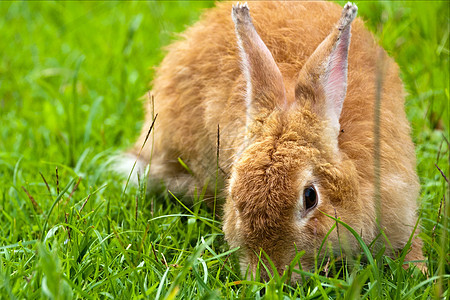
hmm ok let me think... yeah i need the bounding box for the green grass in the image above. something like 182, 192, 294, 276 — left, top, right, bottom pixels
0, 1, 448, 299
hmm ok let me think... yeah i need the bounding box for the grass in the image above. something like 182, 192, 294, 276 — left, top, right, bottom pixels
0, 1, 448, 299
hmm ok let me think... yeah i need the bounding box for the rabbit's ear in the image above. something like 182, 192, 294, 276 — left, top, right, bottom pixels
232, 3, 287, 124
295, 3, 358, 133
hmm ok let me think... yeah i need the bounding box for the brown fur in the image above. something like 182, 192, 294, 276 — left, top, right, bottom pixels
129, 2, 424, 279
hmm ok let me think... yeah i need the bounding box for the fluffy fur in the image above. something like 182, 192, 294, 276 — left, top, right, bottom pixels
127, 1, 423, 280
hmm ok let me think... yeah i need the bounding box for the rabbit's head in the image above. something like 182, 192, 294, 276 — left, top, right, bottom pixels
223, 3, 363, 280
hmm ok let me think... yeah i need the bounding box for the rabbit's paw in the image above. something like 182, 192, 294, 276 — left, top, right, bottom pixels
339, 2, 358, 29
232, 2, 251, 25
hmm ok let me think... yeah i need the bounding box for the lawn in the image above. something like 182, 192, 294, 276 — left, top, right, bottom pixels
0, 1, 448, 299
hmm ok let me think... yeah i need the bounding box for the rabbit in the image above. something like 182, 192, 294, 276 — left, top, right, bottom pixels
123, 1, 425, 280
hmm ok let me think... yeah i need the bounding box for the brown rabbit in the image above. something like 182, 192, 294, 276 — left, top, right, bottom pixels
123, 1, 424, 280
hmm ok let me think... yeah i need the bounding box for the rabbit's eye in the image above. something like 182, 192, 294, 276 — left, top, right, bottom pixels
304, 186, 317, 211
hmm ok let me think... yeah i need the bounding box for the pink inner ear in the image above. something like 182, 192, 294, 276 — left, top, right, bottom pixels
324, 26, 351, 119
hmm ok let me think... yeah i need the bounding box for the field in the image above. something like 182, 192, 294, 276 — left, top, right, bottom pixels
0, 1, 448, 299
